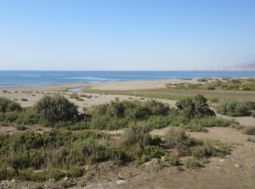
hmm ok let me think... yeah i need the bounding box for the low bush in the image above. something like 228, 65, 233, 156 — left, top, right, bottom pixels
184, 158, 201, 169
16, 125, 27, 131
247, 137, 255, 143
0, 97, 22, 113
216, 100, 250, 116
164, 128, 191, 149
189, 117, 229, 127
176, 94, 215, 119
244, 127, 255, 135
121, 122, 152, 148
165, 154, 179, 166
34, 94, 79, 125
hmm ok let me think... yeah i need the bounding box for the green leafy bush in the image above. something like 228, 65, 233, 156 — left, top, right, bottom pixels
121, 122, 152, 148
34, 94, 79, 125
0, 97, 22, 113
164, 128, 191, 153
184, 158, 201, 169
176, 94, 215, 119
16, 125, 27, 131
216, 100, 250, 116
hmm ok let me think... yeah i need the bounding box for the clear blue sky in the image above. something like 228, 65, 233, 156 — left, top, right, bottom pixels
0, 0, 255, 70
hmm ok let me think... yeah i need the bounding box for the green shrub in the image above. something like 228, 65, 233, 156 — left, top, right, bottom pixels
191, 146, 206, 159
68, 122, 89, 130
165, 128, 190, 148
4, 112, 18, 122
61, 181, 72, 188
16, 125, 27, 131
121, 122, 152, 148
176, 94, 215, 119
190, 117, 229, 127
165, 154, 179, 166
245, 101, 255, 110
0, 112, 5, 122
197, 78, 208, 82
142, 146, 165, 159
247, 137, 255, 143
244, 127, 255, 135
216, 100, 250, 117
15, 108, 39, 125
210, 98, 219, 103
0, 97, 22, 113
184, 158, 201, 169
34, 94, 79, 125
66, 166, 84, 178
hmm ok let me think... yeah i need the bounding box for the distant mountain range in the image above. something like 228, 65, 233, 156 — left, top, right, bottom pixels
203, 61, 255, 71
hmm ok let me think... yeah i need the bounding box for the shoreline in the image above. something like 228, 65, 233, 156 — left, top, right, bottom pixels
0, 79, 198, 91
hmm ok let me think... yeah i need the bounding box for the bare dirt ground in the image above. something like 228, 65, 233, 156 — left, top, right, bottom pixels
1, 80, 255, 189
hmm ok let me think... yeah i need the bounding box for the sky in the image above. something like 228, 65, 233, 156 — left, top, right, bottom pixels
0, 0, 255, 71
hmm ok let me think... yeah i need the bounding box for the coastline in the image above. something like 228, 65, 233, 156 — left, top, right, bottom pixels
0, 79, 198, 91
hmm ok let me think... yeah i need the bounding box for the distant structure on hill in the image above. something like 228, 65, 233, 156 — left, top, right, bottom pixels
202, 61, 255, 71
227, 62, 255, 71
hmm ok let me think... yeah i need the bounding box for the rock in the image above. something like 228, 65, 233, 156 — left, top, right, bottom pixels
11, 179, 16, 183
48, 178, 56, 182
161, 156, 166, 162
34, 170, 43, 174
143, 158, 161, 172
235, 164, 242, 168
64, 177, 69, 181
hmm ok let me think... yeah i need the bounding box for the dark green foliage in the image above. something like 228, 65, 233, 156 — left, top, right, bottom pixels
210, 98, 219, 103
16, 125, 27, 130
66, 166, 84, 178
90, 99, 170, 130
176, 94, 215, 119
245, 101, 255, 110
0, 97, 22, 113
34, 94, 79, 125
93, 99, 169, 119
121, 122, 152, 148
197, 78, 208, 82
216, 100, 251, 116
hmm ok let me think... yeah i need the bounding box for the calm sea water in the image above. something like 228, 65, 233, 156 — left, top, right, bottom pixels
0, 70, 255, 87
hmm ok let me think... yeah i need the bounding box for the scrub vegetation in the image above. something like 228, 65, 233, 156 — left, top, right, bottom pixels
1, 92, 253, 182
166, 78, 255, 91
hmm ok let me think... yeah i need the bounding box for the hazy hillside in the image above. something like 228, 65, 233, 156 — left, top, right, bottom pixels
203, 62, 255, 71
228, 62, 255, 70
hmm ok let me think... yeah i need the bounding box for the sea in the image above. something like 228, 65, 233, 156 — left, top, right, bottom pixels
0, 70, 255, 87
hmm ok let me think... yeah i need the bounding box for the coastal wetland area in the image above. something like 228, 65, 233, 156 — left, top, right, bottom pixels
0, 78, 255, 189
